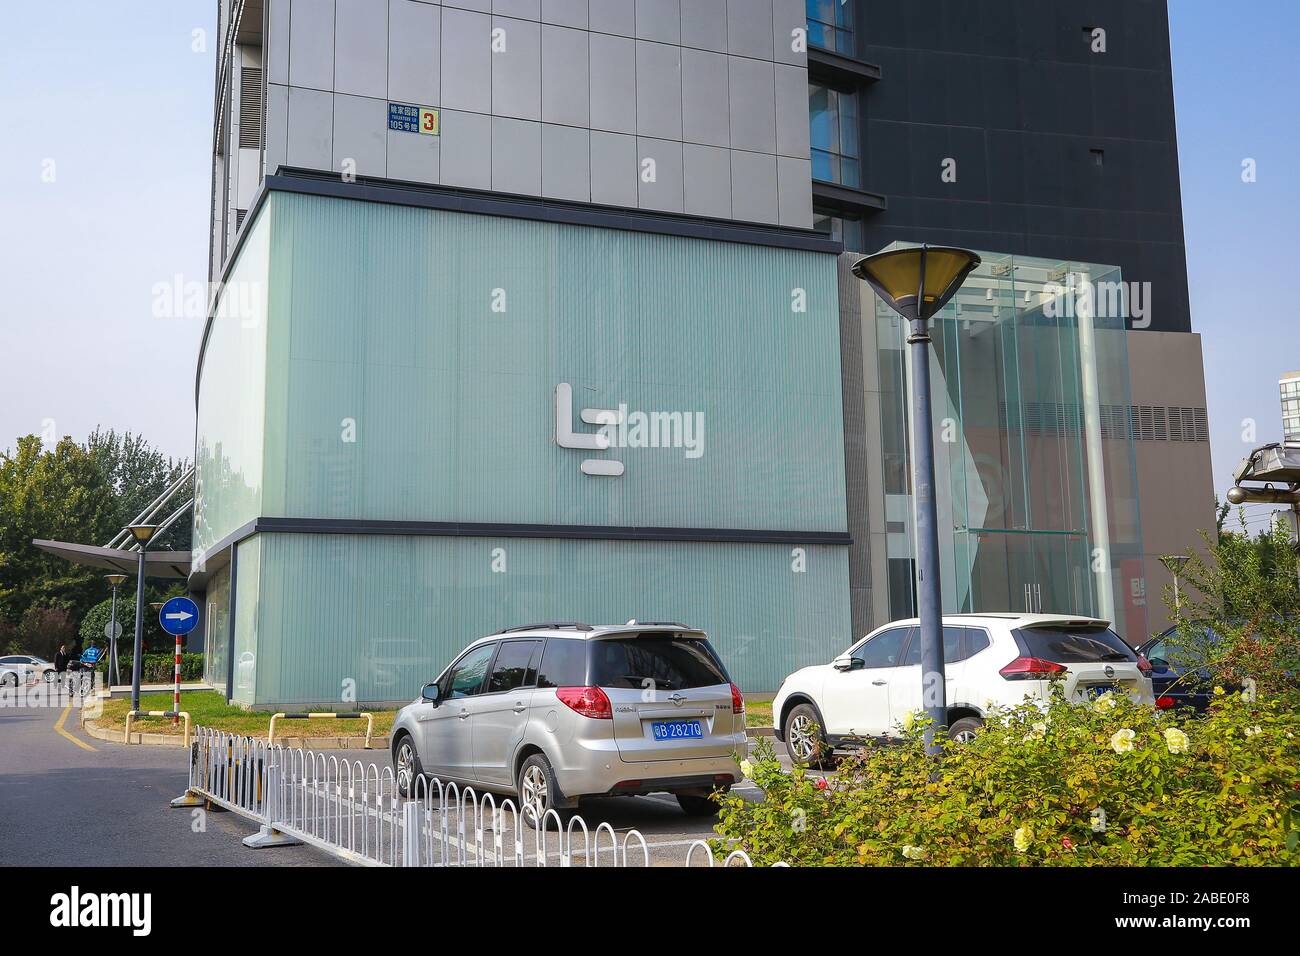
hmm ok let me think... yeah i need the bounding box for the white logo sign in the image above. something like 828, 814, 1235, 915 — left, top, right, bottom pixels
554, 384, 705, 477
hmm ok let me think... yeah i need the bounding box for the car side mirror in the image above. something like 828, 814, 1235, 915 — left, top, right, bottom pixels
421, 682, 440, 704
833, 656, 864, 672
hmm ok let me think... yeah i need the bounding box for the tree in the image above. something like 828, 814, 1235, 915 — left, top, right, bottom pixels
85, 428, 191, 552
1166, 510, 1300, 702
0, 431, 191, 632
0, 436, 117, 623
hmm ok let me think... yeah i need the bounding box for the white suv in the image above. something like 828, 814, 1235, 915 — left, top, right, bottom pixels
772, 614, 1154, 766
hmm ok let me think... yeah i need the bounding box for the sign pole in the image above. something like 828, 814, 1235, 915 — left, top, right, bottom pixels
157, 596, 200, 724
173, 632, 181, 726
108, 584, 120, 687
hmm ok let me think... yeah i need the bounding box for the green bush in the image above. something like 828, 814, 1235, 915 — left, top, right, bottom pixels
96, 653, 204, 683
716, 689, 1300, 866
79, 594, 182, 653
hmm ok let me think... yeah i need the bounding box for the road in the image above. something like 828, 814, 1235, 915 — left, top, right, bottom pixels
1, 700, 796, 866
0, 702, 335, 866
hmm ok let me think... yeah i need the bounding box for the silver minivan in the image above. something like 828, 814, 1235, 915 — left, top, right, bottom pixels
390, 623, 746, 820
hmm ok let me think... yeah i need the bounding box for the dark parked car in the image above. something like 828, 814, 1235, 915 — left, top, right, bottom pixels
1137, 624, 1222, 713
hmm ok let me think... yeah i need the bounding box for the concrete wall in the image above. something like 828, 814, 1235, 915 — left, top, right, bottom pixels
262, 0, 813, 227
1125, 330, 1217, 637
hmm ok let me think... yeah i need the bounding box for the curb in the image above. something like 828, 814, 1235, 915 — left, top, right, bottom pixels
82, 720, 389, 751
82, 719, 186, 748
746, 727, 774, 737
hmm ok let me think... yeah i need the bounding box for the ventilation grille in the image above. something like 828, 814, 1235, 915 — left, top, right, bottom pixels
234, 208, 247, 231
238, 66, 263, 149
998, 403, 1209, 442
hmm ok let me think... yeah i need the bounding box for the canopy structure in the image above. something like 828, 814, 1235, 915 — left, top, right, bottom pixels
30, 539, 190, 579
30, 466, 195, 581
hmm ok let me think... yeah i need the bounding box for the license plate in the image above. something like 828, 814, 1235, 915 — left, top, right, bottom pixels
652, 720, 703, 740
1083, 684, 1115, 699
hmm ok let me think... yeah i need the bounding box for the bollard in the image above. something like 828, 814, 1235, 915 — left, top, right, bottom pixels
268, 711, 375, 747
125, 710, 191, 747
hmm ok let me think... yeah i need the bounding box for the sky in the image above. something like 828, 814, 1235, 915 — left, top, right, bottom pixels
0, 1, 1296, 519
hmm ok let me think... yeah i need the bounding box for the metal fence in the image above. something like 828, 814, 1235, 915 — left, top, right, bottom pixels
179, 727, 771, 868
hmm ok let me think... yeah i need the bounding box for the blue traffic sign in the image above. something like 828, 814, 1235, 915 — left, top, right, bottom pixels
158, 596, 200, 636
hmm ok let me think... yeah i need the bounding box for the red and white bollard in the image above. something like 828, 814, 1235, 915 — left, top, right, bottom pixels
173, 634, 182, 726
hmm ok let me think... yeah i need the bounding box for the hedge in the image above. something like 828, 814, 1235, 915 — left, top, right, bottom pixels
95, 653, 205, 684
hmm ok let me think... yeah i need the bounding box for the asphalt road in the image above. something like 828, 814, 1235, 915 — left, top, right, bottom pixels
0, 702, 335, 866
1, 700, 797, 867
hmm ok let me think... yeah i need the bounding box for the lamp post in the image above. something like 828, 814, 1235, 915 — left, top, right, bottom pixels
852, 245, 981, 754
126, 524, 158, 711
104, 573, 127, 687
1159, 554, 1190, 615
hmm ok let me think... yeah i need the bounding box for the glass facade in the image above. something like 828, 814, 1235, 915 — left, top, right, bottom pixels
813, 207, 864, 252
194, 192, 853, 701
1281, 376, 1300, 442
873, 246, 1147, 640
806, 0, 855, 54
809, 82, 861, 188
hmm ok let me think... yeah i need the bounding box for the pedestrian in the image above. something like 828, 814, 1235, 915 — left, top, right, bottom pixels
54, 643, 78, 695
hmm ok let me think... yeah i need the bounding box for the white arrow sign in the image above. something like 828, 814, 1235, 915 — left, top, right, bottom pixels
165, 611, 193, 622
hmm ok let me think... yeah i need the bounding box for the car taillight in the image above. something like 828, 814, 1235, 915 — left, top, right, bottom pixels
999, 656, 1069, 680
556, 686, 612, 719
1156, 695, 1176, 709
1136, 654, 1152, 675
730, 682, 744, 715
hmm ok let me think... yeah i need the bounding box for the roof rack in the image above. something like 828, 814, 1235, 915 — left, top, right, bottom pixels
626, 620, 693, 629
499, 621, 594, 633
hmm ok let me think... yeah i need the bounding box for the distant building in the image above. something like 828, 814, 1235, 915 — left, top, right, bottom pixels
1281, 372, 1300, 443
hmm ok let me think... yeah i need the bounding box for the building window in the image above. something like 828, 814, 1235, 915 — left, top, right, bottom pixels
813, 207, 864, 251
807, 0, 855, 55
809, 82, 861, 188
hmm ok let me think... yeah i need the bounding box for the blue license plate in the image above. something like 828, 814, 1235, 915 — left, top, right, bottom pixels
1084, 684, 1114, 699
652, 720, 703, 740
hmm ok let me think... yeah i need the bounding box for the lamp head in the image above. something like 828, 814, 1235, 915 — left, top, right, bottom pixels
127, 524, 158, 544
1159, 554, 1190, 575
105, 573, 128, 587
851, 245, 981, 323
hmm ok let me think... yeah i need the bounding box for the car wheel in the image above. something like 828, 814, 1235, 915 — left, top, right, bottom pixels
393, 734, 424, 798
948, 716, 983, 744
1, 672, 17, 688
676, 792, 723, 817
784, 703, 837, 770
43, 670, 56, 683
516, 753, 571, 829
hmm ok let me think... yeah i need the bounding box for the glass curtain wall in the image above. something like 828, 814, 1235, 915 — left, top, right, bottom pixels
875, 247, 1146, 640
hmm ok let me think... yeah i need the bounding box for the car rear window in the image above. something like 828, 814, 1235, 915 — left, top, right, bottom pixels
589, 636, 730, 690
536, 638, 588, 688
1015, 625, 1137, 663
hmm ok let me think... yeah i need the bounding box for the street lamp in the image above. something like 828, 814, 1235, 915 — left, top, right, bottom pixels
1159, 554, 1190, 614
104, 573, 127, 687
852, 244, 981, 754
126, 524, 158, 711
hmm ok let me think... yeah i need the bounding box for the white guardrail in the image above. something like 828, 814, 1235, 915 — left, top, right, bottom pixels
174, 727, 777, 868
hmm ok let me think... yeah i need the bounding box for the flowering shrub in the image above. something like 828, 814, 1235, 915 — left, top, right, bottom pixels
715, 689, 1300, 866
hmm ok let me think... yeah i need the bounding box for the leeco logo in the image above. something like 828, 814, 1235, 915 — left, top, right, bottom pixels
555, 383, 624, 476
49, 886, 151, 936
554, 383, 705, 477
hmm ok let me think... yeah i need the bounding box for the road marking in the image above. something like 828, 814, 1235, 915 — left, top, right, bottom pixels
54, 704, 97, 752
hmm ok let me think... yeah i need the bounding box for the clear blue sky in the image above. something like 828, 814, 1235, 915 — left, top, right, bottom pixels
0, 1, 1295, 518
